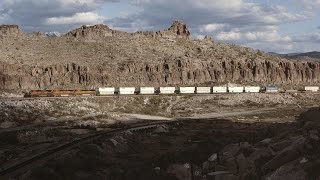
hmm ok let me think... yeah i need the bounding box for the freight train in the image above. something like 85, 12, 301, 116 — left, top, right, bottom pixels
24, 85, 319, 97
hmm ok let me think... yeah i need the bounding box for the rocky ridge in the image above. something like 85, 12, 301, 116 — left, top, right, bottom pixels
1, 21, 320, 90
64, 20, 190, 40
65, 24, 126, 40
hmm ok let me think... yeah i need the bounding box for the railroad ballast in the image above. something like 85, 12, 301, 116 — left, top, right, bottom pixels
24, 85, 320, 97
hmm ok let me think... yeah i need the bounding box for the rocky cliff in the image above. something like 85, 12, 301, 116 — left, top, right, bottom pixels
1, 58, 320, 90
1, 21, 320, 91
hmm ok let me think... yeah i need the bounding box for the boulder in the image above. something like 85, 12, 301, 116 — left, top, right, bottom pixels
262, 137, 306, 174
207, 171, 238, 180
299, 107, 320, 127
208, 153, 218, 162
154, 125, 169, 133
167, 164, 192, 180
264, 159, 306, 180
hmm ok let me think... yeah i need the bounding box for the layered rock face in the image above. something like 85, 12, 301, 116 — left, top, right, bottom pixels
0, 25, 22, 37
1, 58, 320, 90
1, 21, 320, 90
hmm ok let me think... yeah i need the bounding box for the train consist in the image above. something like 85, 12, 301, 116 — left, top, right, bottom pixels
24, 85, 320, 97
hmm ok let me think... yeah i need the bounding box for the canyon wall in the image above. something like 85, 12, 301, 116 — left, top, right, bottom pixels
1, 58, 320, 90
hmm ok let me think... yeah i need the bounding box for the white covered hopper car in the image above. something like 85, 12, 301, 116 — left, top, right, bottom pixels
159, 87, 176, 94
196, 87, 211, 94
244, 86, 260, 93
98, 87, 115, 95
212, 87, 227, 93
140, 87, 155, 94
179, 87, 196, 94
305, 86, 319, 92
119, 87, 136, 95
228, 87, 244, 93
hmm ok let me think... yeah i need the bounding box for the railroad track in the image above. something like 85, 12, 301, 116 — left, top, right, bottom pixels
0, 120, 178, 178
1, 92, 319, 102
0, 93, 232, 102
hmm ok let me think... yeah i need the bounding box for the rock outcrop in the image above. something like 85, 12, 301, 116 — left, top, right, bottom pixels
135, 20, 191, 39
0, 25, 22, 37
1, 58, 320, 90
167, 20, 190, 39
65, 24, 124, 40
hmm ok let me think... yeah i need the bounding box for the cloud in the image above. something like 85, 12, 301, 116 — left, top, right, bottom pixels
106, 0, 306, 53
216, 30, 242, 41
0, 0, 116, 31
45, 12, 105, 25
293, 32, 320, 43
200, 24, 226, 33
0, 0, 317, 53
298, 0, 320, 9
111, 0, 306, 29
214, 26, 293, 53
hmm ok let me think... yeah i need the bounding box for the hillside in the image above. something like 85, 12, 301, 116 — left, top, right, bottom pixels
288, 51, 320, 61
270, 51, 320, 61
1, 21, 320, 90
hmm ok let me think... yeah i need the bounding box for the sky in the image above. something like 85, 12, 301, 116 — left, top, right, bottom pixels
0, 0, 319, 53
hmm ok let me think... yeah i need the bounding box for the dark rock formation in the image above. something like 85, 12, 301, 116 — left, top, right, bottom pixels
201, 108, 320, 179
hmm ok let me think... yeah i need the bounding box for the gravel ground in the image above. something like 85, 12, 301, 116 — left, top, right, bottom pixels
0, 93, 319, 128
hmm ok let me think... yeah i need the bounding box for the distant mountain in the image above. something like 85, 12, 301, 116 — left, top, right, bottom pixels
291, 51, 320, 59
269, 51, 320, 61
45, 32, 61, 37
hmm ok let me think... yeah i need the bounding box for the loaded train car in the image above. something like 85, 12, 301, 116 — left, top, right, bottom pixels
24, 85, 320, 97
